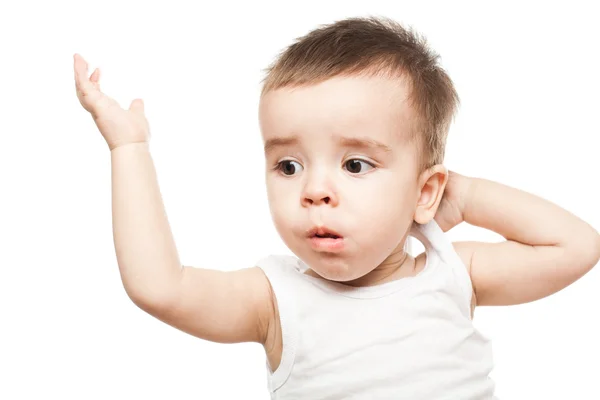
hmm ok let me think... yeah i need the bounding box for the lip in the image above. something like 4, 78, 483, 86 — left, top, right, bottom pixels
306, 226, 343, 239
306, 226, 345, 252
309, 236, 345, 252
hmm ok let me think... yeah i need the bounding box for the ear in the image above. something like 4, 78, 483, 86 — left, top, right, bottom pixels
413, 164, 448, 224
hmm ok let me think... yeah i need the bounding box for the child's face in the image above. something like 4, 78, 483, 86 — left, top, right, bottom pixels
259, 75, 422, 282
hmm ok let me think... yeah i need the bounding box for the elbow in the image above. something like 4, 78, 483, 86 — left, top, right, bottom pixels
583, 225, 600, 268
568, 227, 600, 275
124, 275, 180, 314
591, 230, 600, 268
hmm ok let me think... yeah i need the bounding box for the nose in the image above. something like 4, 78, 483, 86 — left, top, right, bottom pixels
301, 173, 338, 207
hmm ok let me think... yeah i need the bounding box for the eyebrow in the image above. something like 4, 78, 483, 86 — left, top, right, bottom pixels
264, 135, 393, 154
338, 137, 393, 153
264, 136, 300, 155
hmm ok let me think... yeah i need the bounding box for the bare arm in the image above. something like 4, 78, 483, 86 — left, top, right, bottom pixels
74, 54, 273, 345
111, 142, 273, 344
111, 142, 182, 301
455, 177, 600, 306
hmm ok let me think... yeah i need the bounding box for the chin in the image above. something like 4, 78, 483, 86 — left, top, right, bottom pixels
307, 255, 362, 282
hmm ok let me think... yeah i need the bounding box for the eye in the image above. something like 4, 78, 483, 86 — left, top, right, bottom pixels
277, 160, 303, 176
344, 159, 375, 174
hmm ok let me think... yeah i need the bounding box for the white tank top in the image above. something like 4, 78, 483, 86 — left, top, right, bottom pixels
256, 219, 496, 399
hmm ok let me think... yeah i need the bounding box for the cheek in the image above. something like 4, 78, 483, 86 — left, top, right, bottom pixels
355, 205, 409, 247
349, 174, 415, 216
349, 181, 415, 243
267, 180, 298, 225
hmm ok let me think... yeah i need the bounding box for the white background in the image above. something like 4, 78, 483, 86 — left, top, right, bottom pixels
1, 1, 599, 399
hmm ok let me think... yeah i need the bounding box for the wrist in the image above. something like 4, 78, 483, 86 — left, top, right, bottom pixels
110, 141, 150, 153
460, 175, 478, 223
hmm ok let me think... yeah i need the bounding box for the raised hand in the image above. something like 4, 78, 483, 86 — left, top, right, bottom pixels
73, 53, 150, 151
434, 171, 473, 232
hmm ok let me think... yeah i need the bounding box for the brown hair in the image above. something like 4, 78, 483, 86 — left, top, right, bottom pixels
260, 16, 459, 171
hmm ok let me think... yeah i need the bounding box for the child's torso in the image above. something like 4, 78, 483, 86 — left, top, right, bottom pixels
256, 220, 495, 399
264, 250, 477, 372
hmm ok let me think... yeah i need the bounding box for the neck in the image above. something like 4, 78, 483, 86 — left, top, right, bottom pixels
341, 245, 415, 287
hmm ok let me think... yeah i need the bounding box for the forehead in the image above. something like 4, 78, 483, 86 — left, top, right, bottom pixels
259, 75, 414, 147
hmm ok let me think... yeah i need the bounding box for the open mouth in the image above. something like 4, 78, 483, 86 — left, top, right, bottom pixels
308, 227, 345, 252
307, 226, 343, 240
314, 233, 341, 239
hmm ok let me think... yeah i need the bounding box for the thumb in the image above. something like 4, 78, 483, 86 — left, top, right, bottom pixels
129, 98, 145, 114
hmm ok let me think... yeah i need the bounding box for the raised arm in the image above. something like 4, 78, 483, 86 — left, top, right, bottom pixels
75, 54, 274, 345
450, 174, 600, 306
111, 143, 273, 344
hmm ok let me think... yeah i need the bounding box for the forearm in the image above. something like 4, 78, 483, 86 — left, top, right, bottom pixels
464, 177, 599, 249
111, 142, 182, 303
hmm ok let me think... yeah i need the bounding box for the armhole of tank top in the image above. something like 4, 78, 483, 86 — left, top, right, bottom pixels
446, 245, 475, 318
255, 255, 298, 393
426, 222, 474, 318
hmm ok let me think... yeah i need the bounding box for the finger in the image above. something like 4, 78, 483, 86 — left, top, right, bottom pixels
73, 54, 86, 83
74, 54, 86, 90
74, 54, 89, 83
90, 67, 100, 83
89, 68, 102, 91
74, 54, 92, 92
128, 98, 145, 114
73, 54, 80, 86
